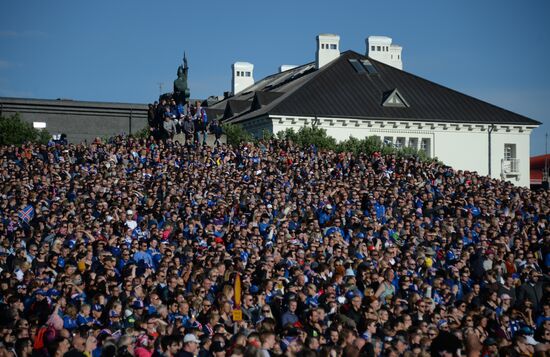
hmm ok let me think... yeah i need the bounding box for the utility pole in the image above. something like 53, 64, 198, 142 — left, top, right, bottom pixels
157, 82, 164, 96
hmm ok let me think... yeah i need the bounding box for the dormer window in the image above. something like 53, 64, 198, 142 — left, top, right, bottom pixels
382, 89, 409, 108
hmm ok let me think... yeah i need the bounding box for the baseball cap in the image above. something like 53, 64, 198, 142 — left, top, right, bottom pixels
184, 334, 200, 344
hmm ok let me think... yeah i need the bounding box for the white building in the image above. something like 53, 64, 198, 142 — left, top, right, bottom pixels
231, 62, 254, 95
209, 35, 540, 187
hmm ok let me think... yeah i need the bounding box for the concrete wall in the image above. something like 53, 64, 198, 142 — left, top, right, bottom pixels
0, 97, 148, 144
268, 115, 536, 187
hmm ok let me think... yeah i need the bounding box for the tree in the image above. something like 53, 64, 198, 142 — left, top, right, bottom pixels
0, 113, 50, 145
222, 123, 254, 146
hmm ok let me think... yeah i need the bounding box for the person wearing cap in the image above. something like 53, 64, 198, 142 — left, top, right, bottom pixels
108, 309, 123, 330
178, 333, 200, 357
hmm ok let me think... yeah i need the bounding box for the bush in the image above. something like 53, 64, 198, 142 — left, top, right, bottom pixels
276, 126, 337, 151
222, 123, 254, 146
0, 113, 50, 145
131, 126, 152, 140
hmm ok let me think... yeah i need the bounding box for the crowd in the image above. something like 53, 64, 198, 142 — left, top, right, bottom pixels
147, 100, 222, 145
0, 134, 549, 357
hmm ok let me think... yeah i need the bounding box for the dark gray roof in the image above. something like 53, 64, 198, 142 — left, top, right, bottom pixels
217, 51, 540, 126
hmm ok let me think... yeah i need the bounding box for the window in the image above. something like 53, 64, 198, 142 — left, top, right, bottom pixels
360, 59, 378, 74
349, 59, 366, 74
398, 55, 400, 59
391, 55, 393, 59
330, 44, 337, 50
386, 46, 388, 51
395, 137, 406, 148
245, 71, 251, 77
371, 45, 375, 51
421, 138, 431, 156
408, 137, 418, 149
504, 144, 516, 160
382, 89, 408, 108
383, 137, 393, 146
377, 46, 381, 51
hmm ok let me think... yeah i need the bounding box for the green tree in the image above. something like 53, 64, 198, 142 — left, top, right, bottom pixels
0, 113, 50, 145
222, 123, 254, 146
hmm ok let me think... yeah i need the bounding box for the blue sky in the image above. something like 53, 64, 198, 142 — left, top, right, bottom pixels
0, 0, 549, 154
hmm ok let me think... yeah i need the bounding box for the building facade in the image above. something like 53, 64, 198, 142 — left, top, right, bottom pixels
209, 34, 540, 187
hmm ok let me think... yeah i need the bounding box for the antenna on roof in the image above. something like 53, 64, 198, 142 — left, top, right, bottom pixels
157, 82, 164, 95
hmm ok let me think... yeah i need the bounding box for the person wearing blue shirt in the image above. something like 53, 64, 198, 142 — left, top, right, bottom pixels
133, 241, 153, 267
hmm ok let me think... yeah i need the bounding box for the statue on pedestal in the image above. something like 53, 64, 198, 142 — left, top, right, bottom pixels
173, 52, 190, 104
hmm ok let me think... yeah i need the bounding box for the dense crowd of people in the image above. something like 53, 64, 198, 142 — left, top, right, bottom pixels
0, 135, 549, 357
147, 100, 222, 145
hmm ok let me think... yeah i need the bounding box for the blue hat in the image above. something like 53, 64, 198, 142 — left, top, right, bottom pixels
35, 289, 46, 296
356, 232, 365, 239
345, 291, 356, 300
249, 285, 259, 294
109, 310, 119, 318
92, 304, 103, 312
132, 300, 145, 309
48, 289, 61, 297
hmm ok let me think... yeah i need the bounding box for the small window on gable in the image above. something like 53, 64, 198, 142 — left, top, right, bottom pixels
330, 44, 337, 50
377, 46, 381, 51
371, 45, 375, 51
382, 89, 409, 108
245, 71, 251, 77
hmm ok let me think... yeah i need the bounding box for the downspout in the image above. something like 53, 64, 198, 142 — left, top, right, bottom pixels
488, 124, 495, 177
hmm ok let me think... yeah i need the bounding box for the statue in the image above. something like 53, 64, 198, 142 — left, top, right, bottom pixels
173, 52, 190, 104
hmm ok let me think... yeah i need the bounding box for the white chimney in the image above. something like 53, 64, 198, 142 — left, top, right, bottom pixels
316, 34, 340, 69
279, 65, 298, 72
232, 62, 254, 95
366, 36, 403, 70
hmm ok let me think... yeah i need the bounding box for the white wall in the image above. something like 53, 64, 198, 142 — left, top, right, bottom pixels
267, 116, 535, 187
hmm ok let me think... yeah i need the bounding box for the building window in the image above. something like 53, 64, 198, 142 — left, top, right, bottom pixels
408, 137, 418, 149
421, 138, 431, 156
371, 45, 375, 51
383, 137, 393, 146
377, 46, 381, 51
330, 44, 337, 50
398, 55, 400, 60
391, 55, 393, 59
395, 137, 405, 148
504, 144, 516, 160
245, 71, 251, 77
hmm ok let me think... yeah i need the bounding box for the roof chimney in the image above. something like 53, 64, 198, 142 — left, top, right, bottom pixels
366, 36, 403, 70
232, 62, 254, 95
316, 34, 340, 69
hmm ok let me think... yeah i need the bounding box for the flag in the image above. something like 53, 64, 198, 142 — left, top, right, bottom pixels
18, 205, 35, 223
